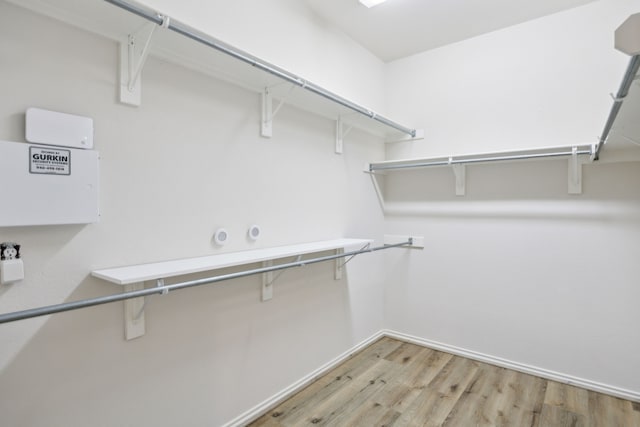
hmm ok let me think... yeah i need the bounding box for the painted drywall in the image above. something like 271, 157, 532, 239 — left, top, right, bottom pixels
382, 0, 640, 397
385, 0, 640, 159
136, 0, 387, 115
0, 2, 387, 425
2, 0, 640, 425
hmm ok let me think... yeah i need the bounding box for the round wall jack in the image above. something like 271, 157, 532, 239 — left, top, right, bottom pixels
214, 228, 229, 246
248, 225, 261, 241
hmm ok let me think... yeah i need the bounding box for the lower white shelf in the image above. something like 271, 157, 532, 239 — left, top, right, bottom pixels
91, 238, 373, 340
92, 238, 372, 285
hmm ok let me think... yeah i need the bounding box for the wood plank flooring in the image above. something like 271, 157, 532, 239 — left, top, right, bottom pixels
249, 337, 640, 426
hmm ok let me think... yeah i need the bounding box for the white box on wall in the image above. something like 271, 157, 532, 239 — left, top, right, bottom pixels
0, 140, 99, 226
26, 108, 94, 149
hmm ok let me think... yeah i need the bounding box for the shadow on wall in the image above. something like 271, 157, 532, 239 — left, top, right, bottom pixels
0, 257, 356, 426
377, 159, 640, 222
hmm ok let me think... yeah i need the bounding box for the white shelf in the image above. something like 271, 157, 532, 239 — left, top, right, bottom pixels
91, 238, 373, 339
92, 238, 373, 286
10, 0, 415, 140
367, 144, 595, 197
368, 144, 595, 172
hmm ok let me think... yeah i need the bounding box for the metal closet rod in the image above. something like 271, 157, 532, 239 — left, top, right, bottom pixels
595, 54, 640, 160
369, 147, 593, 172
103, 0, 416, 138
0, 240, 412, 325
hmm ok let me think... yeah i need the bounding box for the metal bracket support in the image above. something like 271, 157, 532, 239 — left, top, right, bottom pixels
261, 85, 296, 138
125, 278, 169, 340
364, 166, 387, 212
119, 16, 169, 106
568, 146, 583, 195
124, 282, 145, 340
334, 248, 344, 279
335, 116, 354, 154
451, 161, 466, 196
261, 260, 273, 301
261, 89, 273, 138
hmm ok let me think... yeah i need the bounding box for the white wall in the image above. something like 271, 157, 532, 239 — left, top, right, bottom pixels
0, 2, 386, 425
138, 0, 387, 114
2, 0, 640, 424
382, 0, 640, 397
385, 0, 638, 158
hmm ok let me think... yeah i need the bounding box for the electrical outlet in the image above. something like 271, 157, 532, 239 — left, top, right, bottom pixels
1, 242, 21, 260
0, 242, 23, 284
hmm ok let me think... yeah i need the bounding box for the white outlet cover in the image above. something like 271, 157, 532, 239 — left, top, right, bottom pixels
214, 228, 229, 245
248, 225, 261, 241
1, 259, 24, 284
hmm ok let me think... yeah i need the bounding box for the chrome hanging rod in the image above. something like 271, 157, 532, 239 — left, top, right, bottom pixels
595, 54, 640, 160
0, 240, 413, 325
103, 0, 416, 138
369, 146, 593, 172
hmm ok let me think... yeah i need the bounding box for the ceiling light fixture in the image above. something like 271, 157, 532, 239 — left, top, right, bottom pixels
359, 0, 387, 8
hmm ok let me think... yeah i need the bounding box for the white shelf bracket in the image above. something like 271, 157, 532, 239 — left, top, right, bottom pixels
124, 282, 146, 340
157, 278, 168, 295
568, 146, 583, 195
364, 165, 387, 212
334, 248, 344, 279
126, 278, 168, 340
335, 116, 354, 154
261, 255, 304, 300
261, 84, 296, 138
261, 260, 273, 301
119, 16, 170, 106
450, 159, 466, 196
261, 88, 273, 138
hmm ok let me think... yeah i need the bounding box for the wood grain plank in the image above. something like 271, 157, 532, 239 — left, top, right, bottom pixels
441, 363, 503, 427
395, 356, 480, 426
498, 370, 547, 427
384, 341, 427, 365
544, 381, 590, 415
371, 347, 452, 413
255, 337, 403, 424
248, 338, 640, 427
588, 390, 640, 427
377, 408, 403, 427
539, 404, 586, 427
308, 359, 401, 426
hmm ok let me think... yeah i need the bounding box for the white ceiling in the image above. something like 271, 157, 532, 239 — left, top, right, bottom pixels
306, 0, 598, 62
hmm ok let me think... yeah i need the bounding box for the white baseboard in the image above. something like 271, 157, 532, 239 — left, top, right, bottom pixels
223, 329, 640, 426
381, 329, 640, 403
221, 331, 387, 427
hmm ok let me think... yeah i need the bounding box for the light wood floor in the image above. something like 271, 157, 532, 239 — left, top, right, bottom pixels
249, 337, 640, 426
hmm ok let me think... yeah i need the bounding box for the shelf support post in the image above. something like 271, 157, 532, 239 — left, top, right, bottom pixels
568, 146, 583, 195
334, 248, 344, 279
124, 282, 145, 340
451, 161, 466, 196
261, 88, 273, 138
261, 85, 296, 138
119, 16, 169, 106
364, 166, 387, 212
261, 260, 274, 301
335, 116, 354, 154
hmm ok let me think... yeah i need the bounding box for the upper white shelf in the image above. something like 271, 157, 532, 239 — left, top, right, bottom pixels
368, 144, 595, 172
367, 144, 595, 196
11, 0, 416, 140
92, 238, 373, 285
